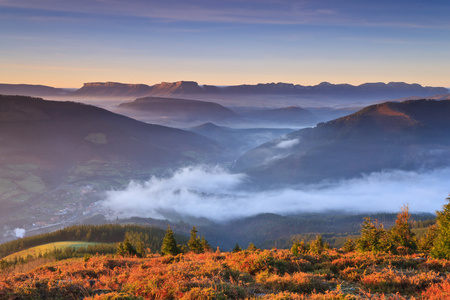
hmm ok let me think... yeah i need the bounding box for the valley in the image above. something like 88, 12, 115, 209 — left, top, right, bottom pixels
0, 84, 449, 247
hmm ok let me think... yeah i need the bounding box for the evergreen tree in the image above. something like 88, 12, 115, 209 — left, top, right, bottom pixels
389, 204, 417, 254
343, 238, 356, 253
232, 243, 242, 253
309, 235, 324, 254
200, 235, 211, 252
117, 238, 137, 256
161, 226, 180, 256
291, 241, 300, 256
247, 243, 258, 252
431, 196, 450, 259
419, 224, 438, 253
188, 226, 203, 254
357, 217, 390, 253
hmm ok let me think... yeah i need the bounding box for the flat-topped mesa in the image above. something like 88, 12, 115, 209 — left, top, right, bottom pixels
73, 82, 152, 97
149, 81, 205, 96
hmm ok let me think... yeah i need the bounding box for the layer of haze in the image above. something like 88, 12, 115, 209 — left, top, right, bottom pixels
0, 0, 449, 87
102, 165, 449, 222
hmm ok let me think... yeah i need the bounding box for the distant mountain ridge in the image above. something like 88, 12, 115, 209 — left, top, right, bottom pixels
1, 81, 447, 101
0, 84, 71, 97
235, 99, 450, 186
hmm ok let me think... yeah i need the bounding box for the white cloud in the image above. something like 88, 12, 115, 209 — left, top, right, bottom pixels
101, 165, 450, 222
14, 228, 26, 238
275, 138, 299, 149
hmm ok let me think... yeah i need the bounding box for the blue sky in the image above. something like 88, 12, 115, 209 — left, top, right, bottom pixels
0, 0, 449, 87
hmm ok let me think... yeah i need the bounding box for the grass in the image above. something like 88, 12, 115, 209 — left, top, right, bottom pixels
3, 241, 106, 260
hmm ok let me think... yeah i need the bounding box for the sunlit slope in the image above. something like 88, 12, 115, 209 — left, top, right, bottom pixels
3, 241, 104, 260
235, 100, 450, 186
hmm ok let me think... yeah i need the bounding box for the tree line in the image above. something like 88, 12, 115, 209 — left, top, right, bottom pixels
0, 224, 187, 259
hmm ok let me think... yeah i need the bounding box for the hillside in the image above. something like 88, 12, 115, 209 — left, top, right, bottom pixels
0, 95, 223, 235
117, 96, 238, 124
240, 106, 318, 126
1, 249, 449, 299
235, 99, 450, 186
190, 123, 293, 156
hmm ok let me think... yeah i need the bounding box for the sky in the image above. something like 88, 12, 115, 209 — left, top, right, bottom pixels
0, 0, 449, 88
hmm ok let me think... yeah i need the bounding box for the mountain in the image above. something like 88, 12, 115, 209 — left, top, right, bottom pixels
71, 82, 153, 97
117, 96, 237, 124
72, 81, 205, 98
394, 93, 450, 101
0, 84, 71, 97
0, 95, 224, 231
235, 99, 450, 186
240, 106, 318, 126
190, 122, 293, 157
3, 82, 448, 107
67, 81, 449, 101
219, 81, 448, 100
149, 81, 206, 96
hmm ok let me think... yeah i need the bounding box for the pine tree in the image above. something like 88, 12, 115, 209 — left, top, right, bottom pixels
117, 238, 137, 256
232, 243, 242, 253
430, 196, 450, 259
389, 204, 417, 254
343, 238, 356, 253
357, 217, 390, 253
291, 241, 300, 256
419, 224, 438, 253
188, 226, 203, 254
161, 226, 180, 256
247, 243, 258, 252
309, 235, 324, 254
200, 236, 211, 252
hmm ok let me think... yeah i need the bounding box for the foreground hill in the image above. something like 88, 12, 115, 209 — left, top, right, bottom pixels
235, 99, 450, 186
1, 250, 449, 299
0, 95, 223, 232
117, 96, 238, 124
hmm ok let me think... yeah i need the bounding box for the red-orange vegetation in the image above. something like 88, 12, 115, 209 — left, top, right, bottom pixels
0, 249, 449, 299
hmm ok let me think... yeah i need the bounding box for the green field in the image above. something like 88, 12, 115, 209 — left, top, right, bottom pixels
3, 241, 108, 260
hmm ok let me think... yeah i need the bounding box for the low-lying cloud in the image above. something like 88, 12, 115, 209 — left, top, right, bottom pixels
101, 165, 450, 222
14, 228, 26, 238
275, 138, 299, 149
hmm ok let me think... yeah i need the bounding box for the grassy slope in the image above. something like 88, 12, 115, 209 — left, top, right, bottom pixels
3, 241, 107, 260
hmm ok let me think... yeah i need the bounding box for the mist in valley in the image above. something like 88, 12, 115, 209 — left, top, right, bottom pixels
101, 165, 449, 223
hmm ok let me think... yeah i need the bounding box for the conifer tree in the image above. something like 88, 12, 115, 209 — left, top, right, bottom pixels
161, 226, 180, 256
389, 204, 417, 254
291, 241, 300, 256
200, 235, 211, 252
309, 235, 324, 254
356, 217, 389, 253
188, 226, 203, 254
343, 238, 356, 253
431, 196, 450, 259
232, 243, 242, 253
419, 224, 438, 253
247, 243, 258, 252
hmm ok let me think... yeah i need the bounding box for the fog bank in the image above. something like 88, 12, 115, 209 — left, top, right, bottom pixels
101, 166, 449, 222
